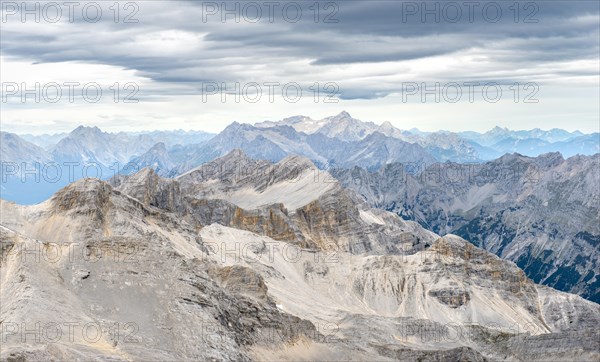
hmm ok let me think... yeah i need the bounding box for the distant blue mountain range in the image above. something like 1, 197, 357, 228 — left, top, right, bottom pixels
1, 112, 598, 204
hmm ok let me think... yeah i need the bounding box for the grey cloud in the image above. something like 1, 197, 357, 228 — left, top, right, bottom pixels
1, 0, 598, 101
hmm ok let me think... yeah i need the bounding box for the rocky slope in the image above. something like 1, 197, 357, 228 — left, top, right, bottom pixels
1, 151, 599, 360
331, 152, 600, 303
111, 150, 437, 254
0, 182, 318, 361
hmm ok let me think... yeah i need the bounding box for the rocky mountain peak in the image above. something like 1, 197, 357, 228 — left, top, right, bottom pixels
180, 148, 260, 180
220, 148, 254, 163
323, 111, 357, 125
148, 142, 167, 153
221, 121, 247, 133
50, 178, 114, 214
1, 131, 17, 140
535, 151, 565, 167
496, 152, 529, 163
70, 125, 103, 137
278, 154, 317, 171
489, 125, 510, 133
333, 110, 351, 119
281, 115, 313, 125
379, 121, 394, 130
127, 166, 157, 181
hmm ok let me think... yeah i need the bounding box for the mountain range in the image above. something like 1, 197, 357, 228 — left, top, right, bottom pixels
331, 152, 600, 303
1, 151, 598, 360
0, 128, 214, 203
2, 113, 598, 307
2, 112, 597, 206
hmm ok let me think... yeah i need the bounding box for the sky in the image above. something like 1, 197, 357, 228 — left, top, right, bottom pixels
1, 0, 599, 135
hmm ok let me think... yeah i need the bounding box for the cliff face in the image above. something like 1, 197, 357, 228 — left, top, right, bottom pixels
110, 152, 439, 255
332, 153, 600, 303
1, 150, 598, 361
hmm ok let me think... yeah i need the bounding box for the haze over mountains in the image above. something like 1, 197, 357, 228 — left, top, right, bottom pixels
1, 128, 214, 203
2, 112, 597, 205
1, 151, 599, 360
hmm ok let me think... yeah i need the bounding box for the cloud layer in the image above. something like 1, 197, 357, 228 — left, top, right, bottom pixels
1, 1, 598, 133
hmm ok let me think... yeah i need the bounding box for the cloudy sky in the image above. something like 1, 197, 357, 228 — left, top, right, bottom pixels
1, 0, 599, 134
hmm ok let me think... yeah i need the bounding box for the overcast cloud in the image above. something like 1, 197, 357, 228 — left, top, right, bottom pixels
1, 0, 598, 134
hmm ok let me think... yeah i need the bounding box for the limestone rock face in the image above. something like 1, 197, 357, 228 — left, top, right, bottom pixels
0, 193, 319, 361
332, 152, 600, 303
1, 150, 599, 361
428, 288, 470, 308
111, 151, 439, 255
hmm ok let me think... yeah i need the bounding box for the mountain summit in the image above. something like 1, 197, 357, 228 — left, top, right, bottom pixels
255, 111, 381, 141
